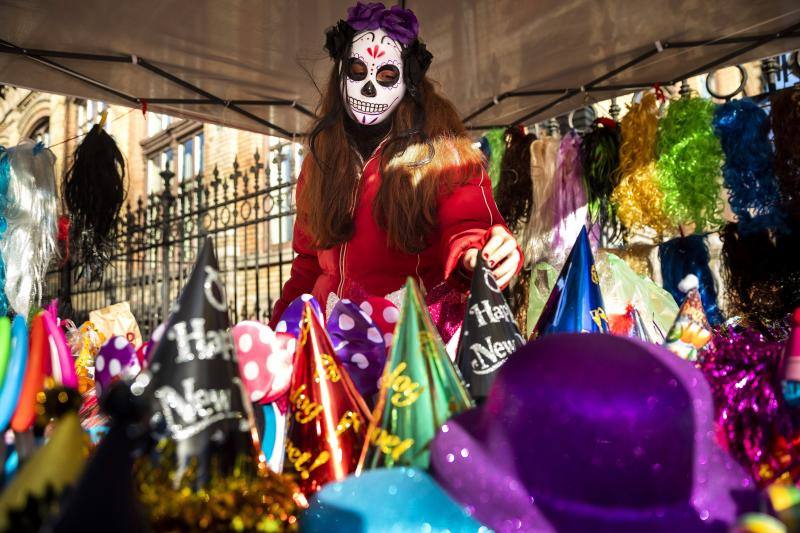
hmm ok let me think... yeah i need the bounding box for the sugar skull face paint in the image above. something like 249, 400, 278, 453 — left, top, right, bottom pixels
343, 28, 405, 126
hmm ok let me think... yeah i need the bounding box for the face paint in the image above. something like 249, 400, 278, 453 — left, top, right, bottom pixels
343, 28, 405, 126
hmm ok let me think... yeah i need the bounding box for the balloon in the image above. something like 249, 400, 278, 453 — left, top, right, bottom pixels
0, 316, 28, 429
11, 313, 46, 433
42, 304, 78, 389
232, 320, 295, 406
0, 318, 11, 389
326, 299, 387, 398
285, 302, 370, 495
532, 226, 609, 337
275, 293, 323, 337
259, 403, 287, 472
456, 254, 524, 401
783, 309, 800, 407
359, 277, 473, 471
94, 336, 140, 397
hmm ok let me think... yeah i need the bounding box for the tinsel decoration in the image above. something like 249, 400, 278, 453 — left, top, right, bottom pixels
551, 131, 588, 266
484, 128, 506, 192
699, 325, 799, 487
135, 442, 303, 532
659, 234, 724, 326
771, 87, 800, 225
494, 126, 536, 233
610, 93, 670, 233
63, 124, 126, 279
713, 99, 786, 234
523, 137, 559, 265
580, 117, 622, 232
721, 222, 800, 329
656, 97, 723, 231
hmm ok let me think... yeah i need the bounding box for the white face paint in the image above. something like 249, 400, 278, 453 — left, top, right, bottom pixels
343, 28, 405, 126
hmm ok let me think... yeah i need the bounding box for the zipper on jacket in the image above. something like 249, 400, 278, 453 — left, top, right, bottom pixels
336, 141, 387, 297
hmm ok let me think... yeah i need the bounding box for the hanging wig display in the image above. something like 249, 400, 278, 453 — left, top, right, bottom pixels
494, 126, 536, 233
658, 234, 724, 326
484, 128, 506, 192
63, 124, 127, 279
656, 97, 723, 231
0, 141, 60, 319
770, 86, 800, 226
713, 99, 786, 234
610, 93, 670, 234
721, 222, 800, 329
580, 117, 622, 233
0, 148, 10, 316
523, 137, 559, 265
551, 131, 588, 266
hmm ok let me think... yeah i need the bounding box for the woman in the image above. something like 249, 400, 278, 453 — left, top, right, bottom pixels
271, 3, 521, 342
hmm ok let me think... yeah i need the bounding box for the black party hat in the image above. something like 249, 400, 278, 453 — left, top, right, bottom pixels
455, 254, 525, 401
137, 237, 254, 483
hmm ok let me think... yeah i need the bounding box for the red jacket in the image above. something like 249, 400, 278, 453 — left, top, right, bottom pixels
271, 136, 520, 325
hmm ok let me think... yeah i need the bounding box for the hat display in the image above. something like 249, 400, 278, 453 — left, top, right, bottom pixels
431, 334, 760, 532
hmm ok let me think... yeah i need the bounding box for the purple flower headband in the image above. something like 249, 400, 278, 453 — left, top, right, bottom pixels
346, 2, 419, 45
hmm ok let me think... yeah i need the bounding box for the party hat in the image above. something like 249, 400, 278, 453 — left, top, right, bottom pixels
663, 275, 713, 362
284, 302, 370, 495
359, 278, 473, 471
0, 413, 86, 531
531, 226, 609, 337
781, 309, 800, 407
456, 254, 525, 401
610, 304, 654, 343
137, 237, 254, 483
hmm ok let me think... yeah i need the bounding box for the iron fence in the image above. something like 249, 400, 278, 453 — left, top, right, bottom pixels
44, 142, 300, 338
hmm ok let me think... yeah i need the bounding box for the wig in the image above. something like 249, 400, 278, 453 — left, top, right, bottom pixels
494, 126, 536, 233
484, 128, 506, 192
770, 87, 800, 226
713, 99, 786, 234
580, 118, 621, 232
611, 93, 670, 233
1, 141, 59, 318
656, 97, 723, 231
721, 222, 800, 329
551, 131, 588, 265
523, 137, 559, 265
63, 124, 127, 279
658, 234, 724, 326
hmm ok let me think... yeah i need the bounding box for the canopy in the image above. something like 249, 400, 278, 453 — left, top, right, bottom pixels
1, 1, 799, 138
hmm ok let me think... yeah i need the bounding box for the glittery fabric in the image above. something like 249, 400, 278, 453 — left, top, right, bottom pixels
699, 324, 798, 486
425, 281, 466, 346
431, 334, 759, 532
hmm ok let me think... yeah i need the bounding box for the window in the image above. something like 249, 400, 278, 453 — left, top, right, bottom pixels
147, 112, 173, 137
28, 117, 50, 146
78, 99, 107, 134
147, 148, 174, 193
178, 132, 204, 180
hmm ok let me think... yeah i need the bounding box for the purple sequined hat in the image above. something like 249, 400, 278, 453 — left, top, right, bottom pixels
430, 334, 760, 532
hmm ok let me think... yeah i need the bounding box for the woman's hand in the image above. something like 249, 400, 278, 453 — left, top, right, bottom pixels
462, 226, 521, 288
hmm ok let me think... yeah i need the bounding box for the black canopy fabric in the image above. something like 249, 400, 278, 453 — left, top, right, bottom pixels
1, 1, 799, 138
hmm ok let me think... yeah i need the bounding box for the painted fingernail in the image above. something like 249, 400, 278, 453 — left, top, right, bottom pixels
482, 253, 489, 259
488, 260, 495, 267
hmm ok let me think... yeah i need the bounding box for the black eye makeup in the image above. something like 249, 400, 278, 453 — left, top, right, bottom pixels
347, 58, 368, 81
376, 64, 400, 87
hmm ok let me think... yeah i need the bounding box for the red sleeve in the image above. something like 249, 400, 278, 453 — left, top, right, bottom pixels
438, 167, 523, 291
270, 176, 322, 326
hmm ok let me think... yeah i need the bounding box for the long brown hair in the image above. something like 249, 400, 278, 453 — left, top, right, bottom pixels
299, 60, 470, 254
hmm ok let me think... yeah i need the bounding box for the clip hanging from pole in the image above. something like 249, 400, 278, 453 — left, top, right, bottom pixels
98, 109, 108, 128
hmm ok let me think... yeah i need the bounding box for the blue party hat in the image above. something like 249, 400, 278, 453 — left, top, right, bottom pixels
531, 226, 609, 337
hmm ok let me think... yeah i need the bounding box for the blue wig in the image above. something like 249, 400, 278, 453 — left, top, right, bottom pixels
659, 234, 724, 325
713, 99, 786, 234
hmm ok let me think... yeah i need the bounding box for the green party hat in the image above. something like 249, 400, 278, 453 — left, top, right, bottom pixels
359, 278, 473, 471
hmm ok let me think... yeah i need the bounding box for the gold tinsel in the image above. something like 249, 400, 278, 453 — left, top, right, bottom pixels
611, 93, 670, 234
135, 442, 304, 532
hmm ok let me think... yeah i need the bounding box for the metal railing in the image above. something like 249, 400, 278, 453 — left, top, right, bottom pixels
44, 144, 300, 338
